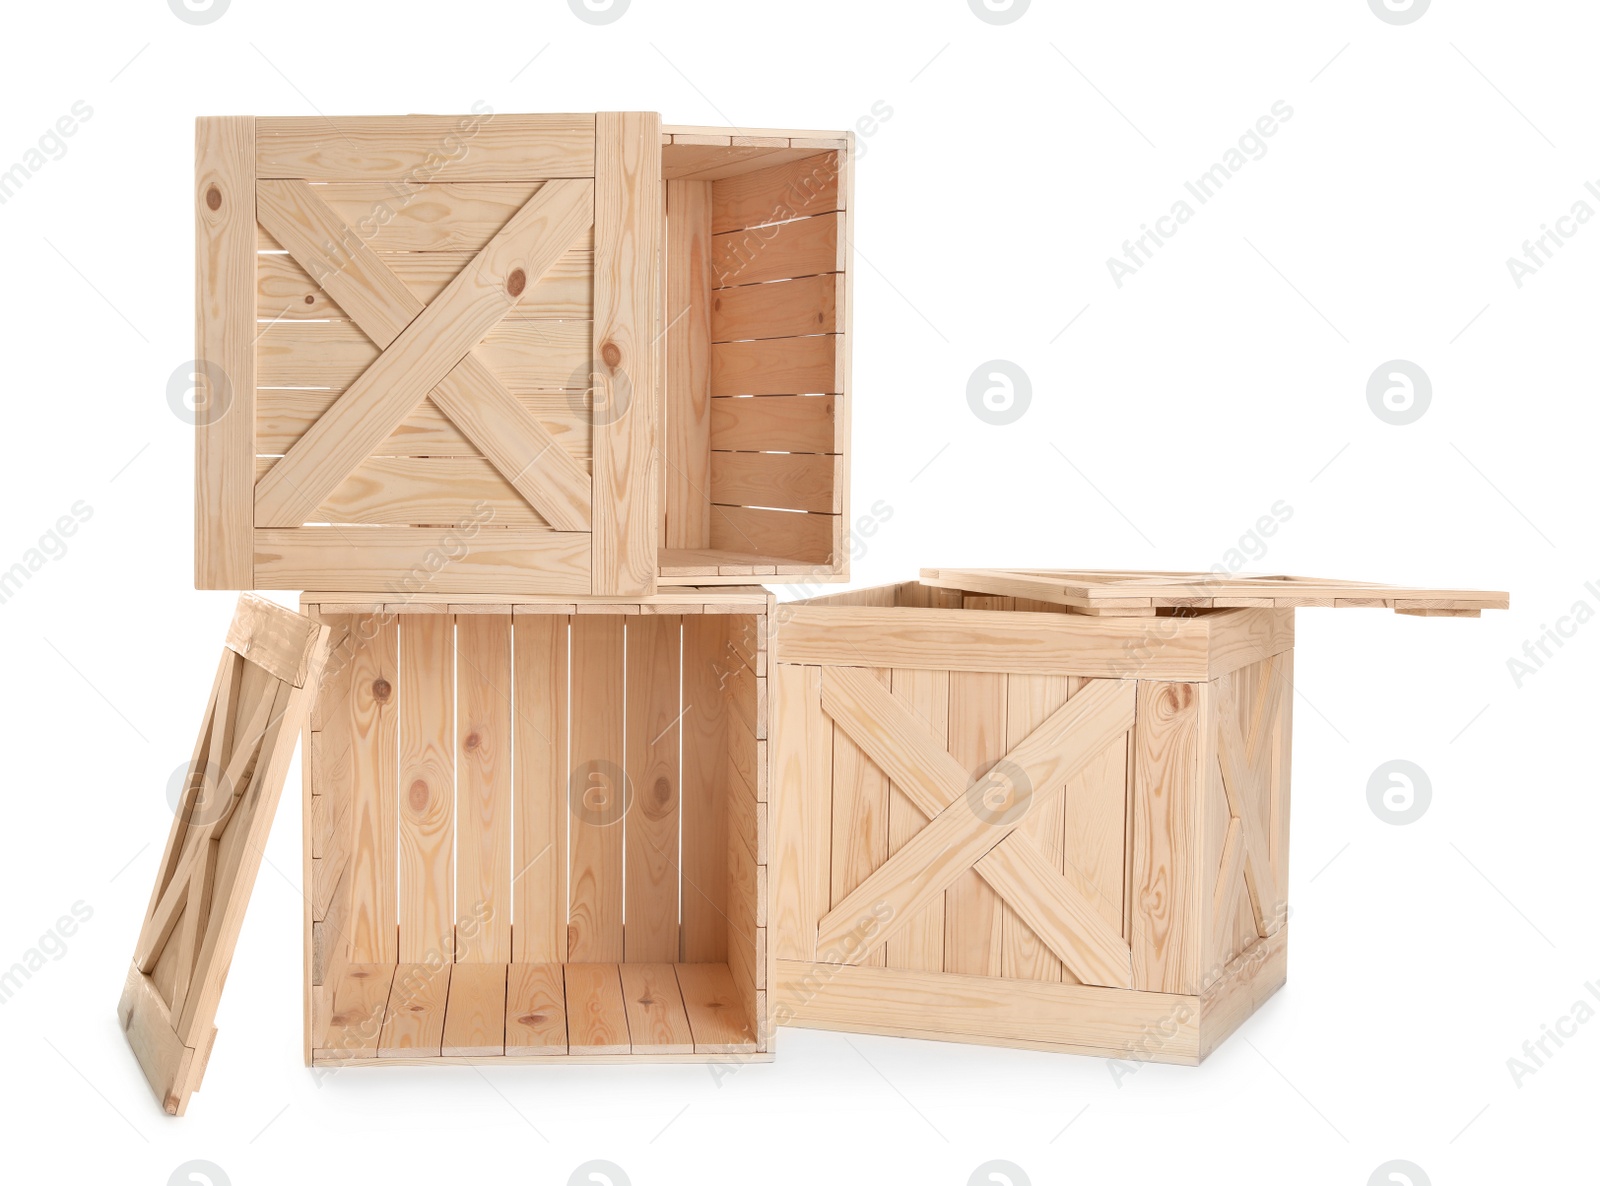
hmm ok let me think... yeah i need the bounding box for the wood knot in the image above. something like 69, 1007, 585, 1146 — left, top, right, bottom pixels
518, 1013, 546, 1026
600, 341, 622, 369
303, 294, 316, 305
464, 732, 482, 752
408, 779, 430, 812
372, 678, 391, 702
205, 184, 222, 211
650, 776, 672, 809
506, 268, 527, 297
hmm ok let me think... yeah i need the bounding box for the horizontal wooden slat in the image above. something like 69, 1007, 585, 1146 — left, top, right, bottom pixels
774, 606, 1214, 679
254, 527, 590, 593
710, 506, 835, 565
711, 450, 838, 514
713, 211, 841, 288
257, 319, 591, 391
256, 114, 596, 180
258, 245, 594, 321
775, 960, 1200, 1061
711, 152, 843, 234
710, 394, 837, 454
712, 273, 841, 343
257, 391, 591, 459
224, 592, 325, 687
711, 335, 840, 397
663, 145, 826, 183
253, 455, 561, 527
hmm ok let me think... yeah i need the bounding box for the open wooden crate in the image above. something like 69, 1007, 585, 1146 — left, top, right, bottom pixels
767, 570, 1506, 1062
658, 127, 852, 584
301, 588, 770, 1064
195, 113, 851, 597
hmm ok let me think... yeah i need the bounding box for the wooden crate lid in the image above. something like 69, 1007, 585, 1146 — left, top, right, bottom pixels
919, 568, 1508, 618
118, 595, 330, 1115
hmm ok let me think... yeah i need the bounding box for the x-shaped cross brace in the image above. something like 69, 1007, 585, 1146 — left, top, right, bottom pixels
815, 669, 1137, 988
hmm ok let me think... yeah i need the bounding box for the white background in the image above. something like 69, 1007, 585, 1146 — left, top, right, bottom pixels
0, 1, 1592, 1182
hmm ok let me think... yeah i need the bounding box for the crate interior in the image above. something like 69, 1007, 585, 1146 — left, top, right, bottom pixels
306, 602, 765, 1062
792, 580, 1235, 616
659, 133, 849, 583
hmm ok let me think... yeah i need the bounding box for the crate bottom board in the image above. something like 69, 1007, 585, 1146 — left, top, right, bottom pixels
773, 927, 1287, 1066
315, 961, 763, 1064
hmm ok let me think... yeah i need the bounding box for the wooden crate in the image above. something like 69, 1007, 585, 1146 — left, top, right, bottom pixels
767, 572, 1505, 1063
658, 127, 852, 585
194, 114, 851, 596
300, 588, 771, 1064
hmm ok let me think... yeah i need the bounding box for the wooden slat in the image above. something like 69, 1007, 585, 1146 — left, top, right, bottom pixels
710, 506, 835, 565
619, 963, 695, 1055
194, 116, 255, 589
256, 184, 593, 254
1000, 673, 1070, 983
378, 964, 451, 1057
713, 210, 840, 288
974, 841, 1133, 988
710, 394, 837, 454
711, 335, 839, 397
663, 144, 824, 183
256, 390, 591, 460
263, 455, 553, 527
441, 963, 507, 1056
315, 964, 395, 1060
682, 615, 730, 961
568, 615, 624, 961
457, 615, 513, 960
944, 670, 1006, 977
771, 605, 1214, 679
675, 962, 757, 1052
398, 614, 453, 962
346, 616, 397, 963
770, 664, 830, 961
1131, 682, 1204, 994
255, 114, 596, 180
625, 615, 682, 961
512, 615, 568, 963
592, 111, 662, 596
710, 152, 842, 234
885, 669, 948, 973
665, 179, 713, 550
259, 241, 592, 321
252, 527, 591, 595
830, 668, 891, 966
712, 273, 841, 343
118, 965, 196, 1115
564, 963, 630, 1054
254, 178, 595, 527
711, 451, 838, 514
505, 963, 568, 1054
255, 319, 591, 391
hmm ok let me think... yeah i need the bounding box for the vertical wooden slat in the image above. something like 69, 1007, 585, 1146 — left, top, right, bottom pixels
512, 614, 567, 963
943, 669, 1007, 976
770, 663, 831, 961
625, 614, 682, 961
1131, 680, 1205, 994
830, 667, 891, 966
398, 615, 454, 963
1269, 651, 1294, 921
834, 140, 853, 575
1000, 673, 1070, 982
194, 116, 255, 588
592, 111, 662, 595
1061, 676, 1131, 943
884, 668, 948, 972
456, 615, 512, 962
568, 615, 625, 961
681, 615, 730, 961
664, 179, 713, 550
347, 615, 398, 963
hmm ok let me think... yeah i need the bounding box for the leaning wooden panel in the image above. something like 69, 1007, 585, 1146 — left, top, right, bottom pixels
120, 595, 328, 1114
